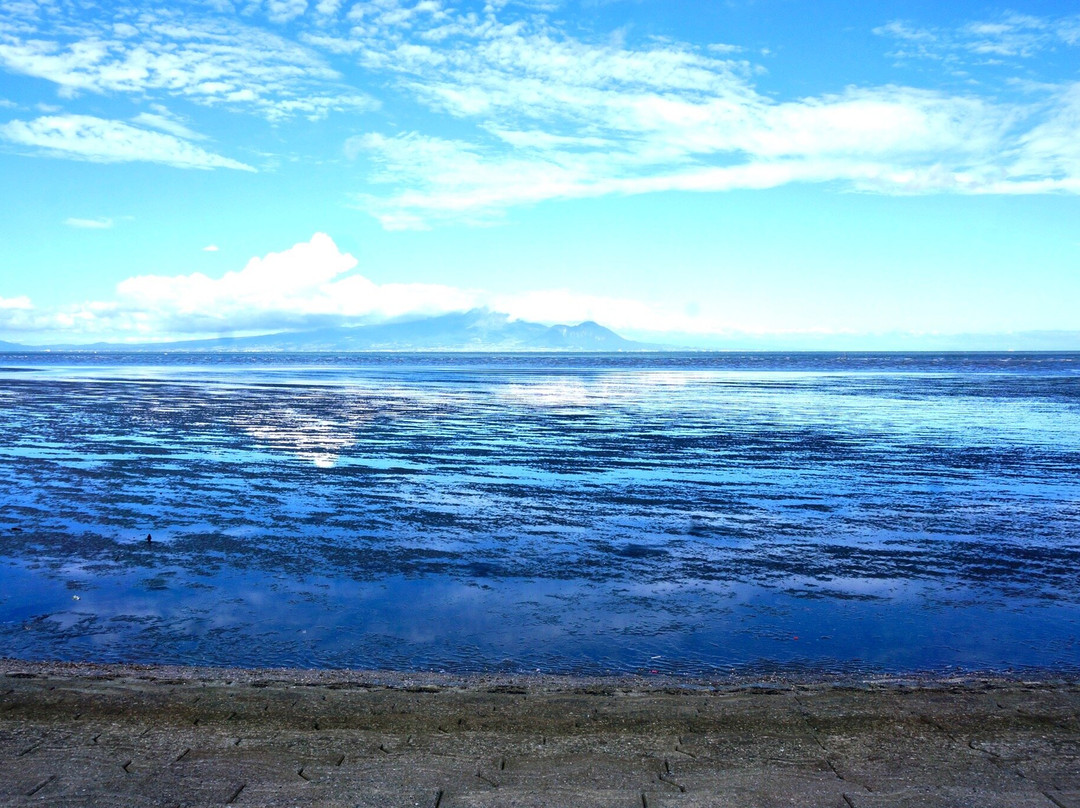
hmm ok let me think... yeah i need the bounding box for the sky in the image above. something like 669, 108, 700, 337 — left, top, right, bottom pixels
0, 0, 1078, 347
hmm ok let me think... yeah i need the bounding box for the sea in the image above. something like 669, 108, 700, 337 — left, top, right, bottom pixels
1, 351, 1078, 678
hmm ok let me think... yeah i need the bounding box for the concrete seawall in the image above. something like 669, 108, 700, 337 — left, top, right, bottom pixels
1, 660, 1078, 807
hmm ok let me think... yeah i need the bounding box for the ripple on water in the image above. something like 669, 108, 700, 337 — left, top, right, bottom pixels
0, 352, 1079, 675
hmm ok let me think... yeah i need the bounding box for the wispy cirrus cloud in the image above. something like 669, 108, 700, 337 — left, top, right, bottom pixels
1010, 82, 1080, 189
348, 131, 602, 229
2, 0, 1080, 229
0, 114, 256, 170
875, 12, 1080, 62
0, 1, 376, 121
131, 104, 207, 141
64, 216, 113, 228
326, 4, 1047, 227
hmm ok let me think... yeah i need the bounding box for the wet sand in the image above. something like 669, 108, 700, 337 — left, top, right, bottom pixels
1, 660, 1078, 807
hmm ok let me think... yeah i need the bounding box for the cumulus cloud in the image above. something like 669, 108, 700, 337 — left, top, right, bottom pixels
64, 216, 113, 229
0, 115, 256, 170
0, 295, 45, 335
114, 232, 478, 333
263, 0, 310, 25
314, 0, 344, 20
0, 233, 717, 341
202, 244, 220, 252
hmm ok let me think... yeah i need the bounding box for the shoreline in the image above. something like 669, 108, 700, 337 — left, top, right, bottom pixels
4, 656, 1078, 690
3, 658, 1078, 806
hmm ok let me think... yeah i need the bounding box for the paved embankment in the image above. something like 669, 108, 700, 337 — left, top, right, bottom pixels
1, 661, 1078, 807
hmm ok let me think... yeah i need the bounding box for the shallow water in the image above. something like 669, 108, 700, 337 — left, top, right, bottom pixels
1, 352, 1079, 676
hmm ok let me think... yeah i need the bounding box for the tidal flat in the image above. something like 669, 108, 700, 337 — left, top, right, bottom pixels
2, 352, 1079, 677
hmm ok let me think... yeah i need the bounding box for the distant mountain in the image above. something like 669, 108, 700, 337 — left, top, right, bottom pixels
12, 315, 1080, 352
35, 310, 662, 352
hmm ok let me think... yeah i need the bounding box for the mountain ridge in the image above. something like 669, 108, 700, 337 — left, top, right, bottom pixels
0, 310, 661, 352
7, 317, 1080, 352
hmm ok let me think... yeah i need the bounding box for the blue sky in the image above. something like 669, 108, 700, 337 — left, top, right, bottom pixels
0, 0, 1078, 346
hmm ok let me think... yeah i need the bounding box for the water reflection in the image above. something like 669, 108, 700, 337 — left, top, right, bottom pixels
236, 405, 367, 468
0, 353, 1079, 675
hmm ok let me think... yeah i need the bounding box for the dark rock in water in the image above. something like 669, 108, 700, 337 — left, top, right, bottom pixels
146, 534, 152, 544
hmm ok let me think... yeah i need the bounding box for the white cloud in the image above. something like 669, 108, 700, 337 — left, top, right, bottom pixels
1, 0, 1079, 227
264, 0, 310, 24
314, 0, 343, 19
0, 297, 135, 337
22, 229, 1080, 342
345, 79, 1021, 226
0, 295, 41, 334
131, 105, 207, 141
326, 6, 1075, 227
876, 12, 1080, 62
202, 244, 220, 251
349, 131, 597, 228
0, 233, 720, 341
65, 216, 114, 229
1012, 83, 1080, 181
0, 115, 256, 171
0, 2, 376, 121
113, 232, 479, 333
